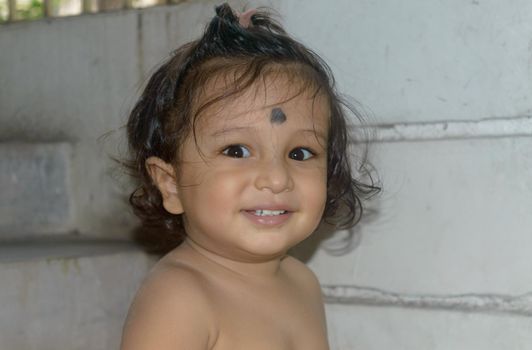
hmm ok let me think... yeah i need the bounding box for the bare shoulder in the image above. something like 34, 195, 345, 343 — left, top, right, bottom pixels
281, 255, 323, 297
120, 252, 217, 350
281, 255, 328, 336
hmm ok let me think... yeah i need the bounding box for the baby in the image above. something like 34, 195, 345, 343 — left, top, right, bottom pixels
121, 4, 377, 349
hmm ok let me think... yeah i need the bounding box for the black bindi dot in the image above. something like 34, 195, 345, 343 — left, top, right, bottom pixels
270, 107, 287, 124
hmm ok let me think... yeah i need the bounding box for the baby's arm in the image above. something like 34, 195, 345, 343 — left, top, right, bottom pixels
120, 265, 217, 350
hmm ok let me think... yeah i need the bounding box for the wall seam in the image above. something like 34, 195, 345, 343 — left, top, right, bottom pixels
322, 284, 532, 317
350, 116, 532, 142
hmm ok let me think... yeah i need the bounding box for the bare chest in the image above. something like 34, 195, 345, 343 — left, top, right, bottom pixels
209, 283, 329, 350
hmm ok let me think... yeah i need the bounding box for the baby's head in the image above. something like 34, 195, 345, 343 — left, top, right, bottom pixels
126, 4, 376, 252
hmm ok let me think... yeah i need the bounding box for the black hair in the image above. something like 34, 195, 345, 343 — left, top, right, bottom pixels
126, 3, 380, 252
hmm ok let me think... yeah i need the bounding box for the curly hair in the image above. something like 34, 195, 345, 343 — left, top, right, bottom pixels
126, 3, 380, 252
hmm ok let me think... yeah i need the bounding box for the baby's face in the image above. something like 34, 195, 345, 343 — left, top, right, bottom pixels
176, 77, 329, 262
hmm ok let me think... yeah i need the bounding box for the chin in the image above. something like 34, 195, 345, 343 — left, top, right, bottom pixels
240, 232, 308, 258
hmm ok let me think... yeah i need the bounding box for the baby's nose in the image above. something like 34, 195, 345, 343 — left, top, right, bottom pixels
253, 157, 294, 193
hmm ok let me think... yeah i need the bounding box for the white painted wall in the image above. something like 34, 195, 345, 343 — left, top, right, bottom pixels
276, 0, 532, 123
0, 242, 155, 350
0, 3, 218, 238
271, 0, 532, 348
1, 0, 532, 349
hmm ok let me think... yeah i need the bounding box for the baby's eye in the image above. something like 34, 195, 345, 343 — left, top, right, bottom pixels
222, 144, 251, 158
289, 147, 315, 161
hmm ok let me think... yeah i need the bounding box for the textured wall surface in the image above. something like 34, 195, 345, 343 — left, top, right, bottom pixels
0, 143, 72, 237
0, 3, 217, 238
0, 242, 155, 350
0, 5, 212, 349
278, 0, 532, 124
273, 0, 532, 348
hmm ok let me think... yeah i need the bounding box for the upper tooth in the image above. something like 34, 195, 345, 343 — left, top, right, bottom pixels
255, 210, 286, 216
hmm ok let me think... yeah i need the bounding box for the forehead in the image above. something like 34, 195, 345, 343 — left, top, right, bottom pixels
194, 71, 330, 132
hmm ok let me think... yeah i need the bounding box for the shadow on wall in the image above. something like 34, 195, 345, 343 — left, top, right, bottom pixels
291, 205, 380, 263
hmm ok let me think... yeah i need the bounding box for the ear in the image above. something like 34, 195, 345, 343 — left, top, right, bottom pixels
145, 156, 184, 215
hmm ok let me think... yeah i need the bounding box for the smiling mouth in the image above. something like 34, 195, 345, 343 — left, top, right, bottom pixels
242, 209, 292, 226
251, 209, 287, 216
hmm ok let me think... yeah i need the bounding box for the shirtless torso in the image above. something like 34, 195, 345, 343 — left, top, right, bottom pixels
121, 241, 329, 350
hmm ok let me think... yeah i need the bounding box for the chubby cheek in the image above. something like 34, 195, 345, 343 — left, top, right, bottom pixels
313, 183, 328, 224
179, 168, 246, 218
314, 184, 328, 214
299, 169, 328, 222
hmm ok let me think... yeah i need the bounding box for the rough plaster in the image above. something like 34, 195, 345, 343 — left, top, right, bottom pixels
0, 143, 73, 237
0, 4, 219, 238
306, 137, 532, 295
0, 243, 155, 350
326, 304, 532, 350
277, 0, 532, 124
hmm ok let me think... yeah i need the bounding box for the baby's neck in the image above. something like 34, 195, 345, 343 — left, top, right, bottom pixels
181, 238, 287, 281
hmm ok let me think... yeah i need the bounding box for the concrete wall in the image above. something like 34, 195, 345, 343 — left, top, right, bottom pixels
276, 0, 532, 348
0, 4, 216, 349
0, 241, 155, 350
0, 2, 218, 238
1, 0, 532, 349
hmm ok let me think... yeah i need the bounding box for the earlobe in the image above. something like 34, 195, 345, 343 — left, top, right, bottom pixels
145, 156, 184, 214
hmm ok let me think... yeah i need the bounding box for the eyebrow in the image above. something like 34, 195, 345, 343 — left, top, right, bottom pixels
300, 128, 327, 142
210, 126, 255, 138
210, 126, 327, 141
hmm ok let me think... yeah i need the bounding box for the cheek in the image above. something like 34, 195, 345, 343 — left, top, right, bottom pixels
300, 168, 328, 209
316, 169, 328, 210
316, 181, 328, 214
181, 169, 246, 210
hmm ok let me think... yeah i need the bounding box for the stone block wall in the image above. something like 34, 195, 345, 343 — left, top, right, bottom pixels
0, 241, 155, 350
0, 143, 72, 237
0, 3, 219, 238
277, 0, 532, 347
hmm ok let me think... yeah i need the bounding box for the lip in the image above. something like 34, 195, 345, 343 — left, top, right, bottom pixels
241, 208, 293, 227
